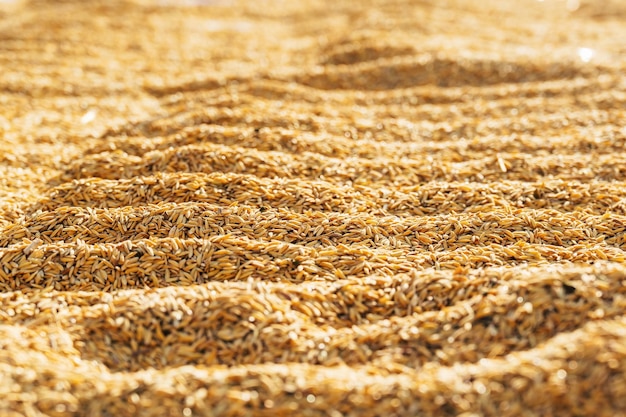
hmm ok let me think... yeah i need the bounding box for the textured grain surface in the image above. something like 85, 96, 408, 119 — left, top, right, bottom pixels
2, 0, 626, 415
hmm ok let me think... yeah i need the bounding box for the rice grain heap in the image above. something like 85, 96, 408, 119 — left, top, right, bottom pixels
1, 0, 626, 416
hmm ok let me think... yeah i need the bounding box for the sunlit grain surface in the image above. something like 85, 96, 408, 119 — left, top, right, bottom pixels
1, 0, 626, 415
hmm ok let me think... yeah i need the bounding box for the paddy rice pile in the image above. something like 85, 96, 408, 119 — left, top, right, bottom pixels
1, 0, 626, 415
